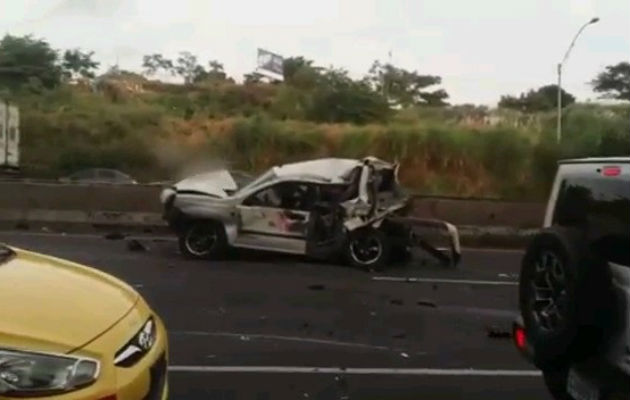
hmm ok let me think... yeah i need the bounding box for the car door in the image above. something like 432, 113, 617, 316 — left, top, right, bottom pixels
235, 181, 313, 254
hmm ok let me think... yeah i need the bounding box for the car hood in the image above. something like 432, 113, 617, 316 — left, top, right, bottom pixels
0, 248, 139, 353
171, 169, 238, 198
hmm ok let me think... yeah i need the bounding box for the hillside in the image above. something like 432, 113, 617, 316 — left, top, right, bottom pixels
11, 76, 628, 200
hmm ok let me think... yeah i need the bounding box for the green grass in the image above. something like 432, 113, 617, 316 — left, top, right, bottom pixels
9, 83, 629, 199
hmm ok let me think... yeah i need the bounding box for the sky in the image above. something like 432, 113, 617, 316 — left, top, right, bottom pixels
1, 0, 629, 105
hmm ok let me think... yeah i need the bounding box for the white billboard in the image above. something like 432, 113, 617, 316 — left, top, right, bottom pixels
256, 48, 284, 77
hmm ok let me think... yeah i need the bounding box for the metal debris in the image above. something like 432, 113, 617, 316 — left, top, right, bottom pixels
416, 300, 437, 308
104, 232, 126, 240
126, 239, 147, 252
487, 326, 511, 339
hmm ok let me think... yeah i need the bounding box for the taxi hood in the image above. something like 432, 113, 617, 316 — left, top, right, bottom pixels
0, 247, 139, 353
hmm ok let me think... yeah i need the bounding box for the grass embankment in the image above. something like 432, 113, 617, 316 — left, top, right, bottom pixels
14, 82, 629, 200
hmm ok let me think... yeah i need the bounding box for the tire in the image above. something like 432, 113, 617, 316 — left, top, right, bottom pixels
344, 228, 391, 271
542, 367, 571, 400
178, 220, 228, 260
519, 226, 609, 368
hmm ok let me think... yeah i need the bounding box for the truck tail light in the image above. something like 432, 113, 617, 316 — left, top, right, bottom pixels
602, 166, 621, 177
514, 325, 527, 351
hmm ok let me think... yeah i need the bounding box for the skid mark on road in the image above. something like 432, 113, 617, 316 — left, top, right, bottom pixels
168, 365, 541, 376
172, 331, 390, 351
372, 276, 518, 286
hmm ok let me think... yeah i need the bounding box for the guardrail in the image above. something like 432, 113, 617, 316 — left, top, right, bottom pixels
0, 181, 545, 230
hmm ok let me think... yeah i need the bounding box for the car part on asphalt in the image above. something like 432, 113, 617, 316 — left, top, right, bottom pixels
161, 157, 461, 269
127, 239, 148, 252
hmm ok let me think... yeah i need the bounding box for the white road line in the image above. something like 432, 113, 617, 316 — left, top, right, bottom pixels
168, 365, 541, 377
171, 331, 390, 351
372, 276, 518, 286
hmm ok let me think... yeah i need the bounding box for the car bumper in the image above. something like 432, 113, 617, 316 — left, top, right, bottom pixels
513, 317, 629, 399
2, 299, 169, 400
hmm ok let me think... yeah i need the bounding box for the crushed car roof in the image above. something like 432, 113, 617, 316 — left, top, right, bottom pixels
272, 157, 393, 183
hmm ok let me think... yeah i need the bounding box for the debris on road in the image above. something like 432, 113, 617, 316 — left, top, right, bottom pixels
308, 284, 325, 291
126, 239, 148, 252
400, 352, 409, 358
392, 331, 407, 339
417, 299, 437, 308
390, 298, 404, 306
104, 232, 126, 240
41, 226, 51, 233
239, 335, 251, 341
369, 311, 377, 317
486, 326, 512, 339
14, 221, 29, 230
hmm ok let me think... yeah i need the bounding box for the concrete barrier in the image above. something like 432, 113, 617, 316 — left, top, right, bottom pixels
0, 182, 546, 235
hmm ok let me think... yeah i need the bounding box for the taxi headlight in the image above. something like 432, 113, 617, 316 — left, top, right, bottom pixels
0, 349, 99, 396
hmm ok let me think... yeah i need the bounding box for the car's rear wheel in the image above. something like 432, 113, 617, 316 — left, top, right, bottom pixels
179, 220, 227, 259
345, 228, 391, 271
519, 226, 610, 367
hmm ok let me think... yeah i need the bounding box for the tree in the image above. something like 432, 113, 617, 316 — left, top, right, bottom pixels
499, 84, 575, 112
367, 61, 449, 107
61, 49, 99, 79
0, 34, 62, 89
243, 72, 264, 84
175, 51, 202, 84
591, 62, 630, 101
307, 67, 390, 124
142, 53, 174, 76
193, 60, 228, 83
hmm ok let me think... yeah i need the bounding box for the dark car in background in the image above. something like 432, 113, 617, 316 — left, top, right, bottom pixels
59, 168, 138, 184
514, 157, 630, 400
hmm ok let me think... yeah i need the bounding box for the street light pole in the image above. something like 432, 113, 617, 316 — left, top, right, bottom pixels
556, 17, 599, 143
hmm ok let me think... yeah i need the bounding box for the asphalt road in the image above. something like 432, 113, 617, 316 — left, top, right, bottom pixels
0, 232, 552, 400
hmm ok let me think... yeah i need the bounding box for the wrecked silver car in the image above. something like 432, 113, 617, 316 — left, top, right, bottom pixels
160, 157, 460, 269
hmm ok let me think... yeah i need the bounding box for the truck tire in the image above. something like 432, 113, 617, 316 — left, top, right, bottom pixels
542, 367, 571, 400
345, 228, 391, 271
519, 226, 609, 367
178, 220, 228, 260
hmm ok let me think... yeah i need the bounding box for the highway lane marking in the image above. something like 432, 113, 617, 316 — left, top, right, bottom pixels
372, 276, 518, 286
168, 366, 541, 377
171, 331, 390, 351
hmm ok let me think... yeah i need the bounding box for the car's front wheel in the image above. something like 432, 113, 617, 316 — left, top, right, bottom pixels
345, 228, 391, 271
179, 220, 227, 259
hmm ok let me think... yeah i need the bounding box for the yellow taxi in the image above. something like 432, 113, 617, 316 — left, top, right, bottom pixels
0, 245, 168, 399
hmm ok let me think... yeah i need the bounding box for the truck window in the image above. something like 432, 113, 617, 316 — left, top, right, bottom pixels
553, 175, 630, 265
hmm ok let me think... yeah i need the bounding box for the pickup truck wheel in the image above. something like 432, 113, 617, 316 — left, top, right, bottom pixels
179, 221, 227, 259
542, 367, 571, 400
519, 226, 609, 367
345, 228, 391, 271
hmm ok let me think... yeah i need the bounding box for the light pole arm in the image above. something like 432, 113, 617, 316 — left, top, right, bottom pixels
560, 21, 591, 66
